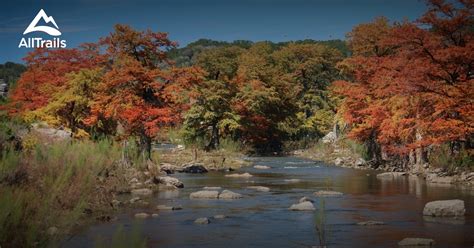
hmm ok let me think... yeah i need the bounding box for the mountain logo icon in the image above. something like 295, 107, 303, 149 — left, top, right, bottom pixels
23, 9, 61, 36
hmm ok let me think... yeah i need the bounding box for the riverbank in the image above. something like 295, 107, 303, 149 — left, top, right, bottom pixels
294, 139, 474, 187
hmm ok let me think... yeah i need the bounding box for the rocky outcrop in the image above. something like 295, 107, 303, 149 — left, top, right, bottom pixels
423, 199, 465, 217
31, 123, 72, 141
321, 131, 337, 144
159, 163, 176, 174
194, 217, 210, 224
313, 190, 343, 197
398, 238, 435, 247
155, 176, 184, 188
289, 201, 315, 211
218, 190, 243, 199
190, 190, 219, 199
225, 173, 253, 178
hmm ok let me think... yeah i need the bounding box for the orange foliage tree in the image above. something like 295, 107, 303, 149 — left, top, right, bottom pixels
333, 0, 473, 166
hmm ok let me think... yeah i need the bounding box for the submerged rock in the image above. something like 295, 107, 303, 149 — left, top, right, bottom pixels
134, 213, 150, 219
247, 186, 270, 192
398, 238, 435, 247
219, 190, 243, 199
289, 201, 315, 211
155, 176, 184, 188
194, 217, 210, 224
190, 190, 219, 199
131, 188, 153, 196
253, 165, 270, 169
423, 199, 465, 217
357, 220, 385, 226
313, 190, 343, 197
225, 173, 253, 178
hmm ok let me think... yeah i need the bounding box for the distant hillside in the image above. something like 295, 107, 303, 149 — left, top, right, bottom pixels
168, 38, 349, 67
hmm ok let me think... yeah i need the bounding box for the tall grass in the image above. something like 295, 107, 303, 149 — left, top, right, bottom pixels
0, 139, 123, 247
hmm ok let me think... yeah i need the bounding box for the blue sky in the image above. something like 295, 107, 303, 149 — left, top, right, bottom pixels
0, 0, 427, 63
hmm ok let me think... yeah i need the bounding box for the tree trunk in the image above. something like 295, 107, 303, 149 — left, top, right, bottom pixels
206, 123, 220, 151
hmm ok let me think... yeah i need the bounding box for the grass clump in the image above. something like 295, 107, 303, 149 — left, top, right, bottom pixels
0, 139, 124, 247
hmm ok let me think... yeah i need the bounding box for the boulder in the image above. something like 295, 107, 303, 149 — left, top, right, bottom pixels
131, 188, 153, 196
134, 213, 150, 219
299, 196, 314, 203
190, 190, 219, 199
111, 199, 123, 209
219, 190, 243, 199
398, 238, 435, 247
181, 163, 208, 173
284, 179, 302, 183
129, 197, 141, 204
334, 158, 343, 166
289, 201, 316, 211
155, 176, 184, 188
152, 213, 159, 218
253, 165, 270, 169
313, 190, 343, 197
423, 199, 465, 217
194, 217, 210, 224
225, 173, 253, 178
357, 221, 385, 226
321, 131, 337, 144
246, 186, 270, 192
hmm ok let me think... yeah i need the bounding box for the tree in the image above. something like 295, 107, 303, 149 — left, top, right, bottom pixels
8, 44, 104, 116
346, 16, 392, 57
87, 25, 179, 159
333, 0, 473, 167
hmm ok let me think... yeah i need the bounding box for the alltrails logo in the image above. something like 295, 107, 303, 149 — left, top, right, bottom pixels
18, 9, 67, 48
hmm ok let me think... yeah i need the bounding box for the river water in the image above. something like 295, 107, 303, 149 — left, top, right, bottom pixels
64, 156, 474, 247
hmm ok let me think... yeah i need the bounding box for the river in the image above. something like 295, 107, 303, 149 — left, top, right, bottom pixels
64, 156, 474, 247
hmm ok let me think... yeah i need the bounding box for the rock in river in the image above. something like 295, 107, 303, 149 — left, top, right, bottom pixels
398, 238, 435, 247
313, 190, 343, 197
203, 186, 222, 190
155, 176, 184, 188
253, 165, 270, 169
181, 163, 208, 173
289, 201, 315, 211
214, 214, 226, 219
134, 213, 150, 219
219, 190, 243, 199
190, 190, 219, 199
299, 196, 314, 203
156, 205, 182, 210
423, 199, 465, 217
247, 186, 270, 192
225, 173, 253, 178
194, 217, 210, 224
